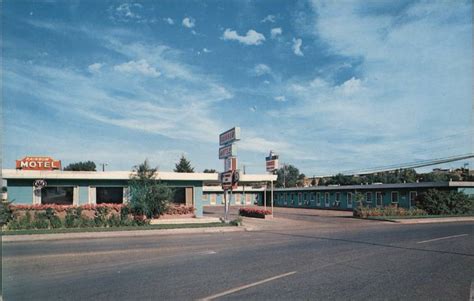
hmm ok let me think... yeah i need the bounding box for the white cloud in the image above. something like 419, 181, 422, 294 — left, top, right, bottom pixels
252, 64, 271, 76
292, 38, 303, 56
249, 106, 257, 112
203, 48, 211, 53
113, 59, 161, 77
261, 14, 276, 23
222, 29, 265, 45
87, 63, 103, 73
110, 3, 143, 22
270, 27, 282, 39
274, 95, 286, 102
263, 80, 270, 84
164, 17, 174, 25
182, 17, 195, 28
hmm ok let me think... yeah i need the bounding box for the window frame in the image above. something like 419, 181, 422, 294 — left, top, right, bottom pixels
375, 192, 383, 207
391, 191, 399, 204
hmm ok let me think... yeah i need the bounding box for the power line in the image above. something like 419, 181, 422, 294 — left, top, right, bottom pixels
334, 153, 474, 176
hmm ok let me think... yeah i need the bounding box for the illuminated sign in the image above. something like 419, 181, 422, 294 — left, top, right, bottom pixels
219, 144, 237, 159
219, 127, 241, 146
16, 157, 61, 170
265, 151, 279, 172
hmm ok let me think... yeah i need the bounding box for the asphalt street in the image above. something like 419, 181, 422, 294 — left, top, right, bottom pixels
2, 207, 473, 300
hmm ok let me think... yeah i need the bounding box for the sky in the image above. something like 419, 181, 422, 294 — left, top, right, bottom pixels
2, 0, 473, 175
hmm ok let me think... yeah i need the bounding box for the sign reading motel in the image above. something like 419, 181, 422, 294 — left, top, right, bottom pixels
16, 157, 61, 171
219, 127, 241, 146
219, 144, 237, 159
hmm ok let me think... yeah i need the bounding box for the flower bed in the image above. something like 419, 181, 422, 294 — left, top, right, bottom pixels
4, 203, 198, 230
353, 206, 427, 219
239, 208, 272, 219
156, 205, 195, 219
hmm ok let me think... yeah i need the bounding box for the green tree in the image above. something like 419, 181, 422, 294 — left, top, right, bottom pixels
416, 189, 473, 215
276, 164, 301, 188
64, 161, 96, 171
203, 169, 217, 173
129, 160, 174, 218
174, 155, 194, 173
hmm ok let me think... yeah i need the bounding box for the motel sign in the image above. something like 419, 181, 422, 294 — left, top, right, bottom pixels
16, 157, 62, 171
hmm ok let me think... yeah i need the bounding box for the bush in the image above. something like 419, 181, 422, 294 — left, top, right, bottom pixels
353, 206, 427, 218
230, 216, 243, 226
0, 200, 13, 226
33, 212, 50, 229
162, 205, 195, 216
65, 207, 83, 228
416, 189, 474, 215
239, 208, 272, 218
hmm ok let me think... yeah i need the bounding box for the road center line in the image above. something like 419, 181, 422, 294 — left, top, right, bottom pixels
417, 234, 468, 244
198, 271, 297, 301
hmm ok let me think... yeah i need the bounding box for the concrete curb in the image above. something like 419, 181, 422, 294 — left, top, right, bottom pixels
2, 226, 247, 243
393, 217, 474, 224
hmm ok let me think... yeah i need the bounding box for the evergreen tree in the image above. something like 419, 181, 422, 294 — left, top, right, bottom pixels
64, 161, 96, 171
203, 169, 217, 173
174, 155, 194, 173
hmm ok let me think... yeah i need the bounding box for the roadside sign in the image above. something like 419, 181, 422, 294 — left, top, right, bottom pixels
220, 171, 233, 184
224, 157, 237, 171
219, 144, 237, 159
265, 151, 279, 172
219, 127, 241, 146
266, 160, 278, 172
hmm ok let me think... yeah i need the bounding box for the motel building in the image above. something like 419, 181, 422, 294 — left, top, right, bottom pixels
271, 181, 474, 210
2, 157, 277, 217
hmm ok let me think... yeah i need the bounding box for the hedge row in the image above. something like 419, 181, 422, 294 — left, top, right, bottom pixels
239, 208, 272, 218
2, 203, 195, 230
354, 206, 427, 218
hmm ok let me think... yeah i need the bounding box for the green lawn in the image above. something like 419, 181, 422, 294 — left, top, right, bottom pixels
2, 222, 234, 236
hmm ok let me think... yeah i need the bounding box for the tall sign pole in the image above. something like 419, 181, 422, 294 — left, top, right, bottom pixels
266, 151, 279, 218
219, 127, 241, 222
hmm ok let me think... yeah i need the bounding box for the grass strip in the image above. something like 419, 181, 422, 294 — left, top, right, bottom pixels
1, 222, 234, 236
365, 214, 474, 221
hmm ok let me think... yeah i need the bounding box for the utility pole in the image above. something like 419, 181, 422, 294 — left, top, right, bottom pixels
100, 163, 108, 172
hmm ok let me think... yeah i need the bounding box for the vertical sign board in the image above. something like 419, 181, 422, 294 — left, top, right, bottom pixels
219, 144, 237, 159
265, 151, 279, 172
224, 157, 237, 172
219, 127, 241, 146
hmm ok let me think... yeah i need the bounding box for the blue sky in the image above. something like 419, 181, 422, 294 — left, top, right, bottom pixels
2, 0, 472, 175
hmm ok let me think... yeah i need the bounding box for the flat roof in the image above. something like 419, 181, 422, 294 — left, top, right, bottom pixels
1, 169, 277, 182
275, 181, 474, 191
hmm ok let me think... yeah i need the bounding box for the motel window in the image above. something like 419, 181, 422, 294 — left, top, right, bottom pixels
375, 192, 383, 207
41, 186, 74, 205
325, 192, 329, 206
298, 193, 302, 205
391, 192, 399, 203
284, 193, 288, 205
245, 194, 251, 204
210, 194, 216, 205
202, 193, 208, 200
310, 193, 315, 205
317, 193, 321, 206
235, 193, 242, 205
347, 192, 353, 206
409, 191, 417, 207
96, 187, 124, 204
335, 192, 340, 203
366, 192, 372, 203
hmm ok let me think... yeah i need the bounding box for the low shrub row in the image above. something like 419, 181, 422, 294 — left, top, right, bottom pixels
354, 206, 427, 219
239, 208, 272, 218
2, 203, 196, 230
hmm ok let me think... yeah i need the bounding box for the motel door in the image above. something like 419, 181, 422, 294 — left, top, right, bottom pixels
185, 187, 194, 206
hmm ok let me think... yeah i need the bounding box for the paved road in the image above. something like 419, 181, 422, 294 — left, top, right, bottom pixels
3, 207, 473, 300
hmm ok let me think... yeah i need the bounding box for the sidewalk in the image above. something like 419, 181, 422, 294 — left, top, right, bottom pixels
392, 216, 474, 224
2, 225, 245, 242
